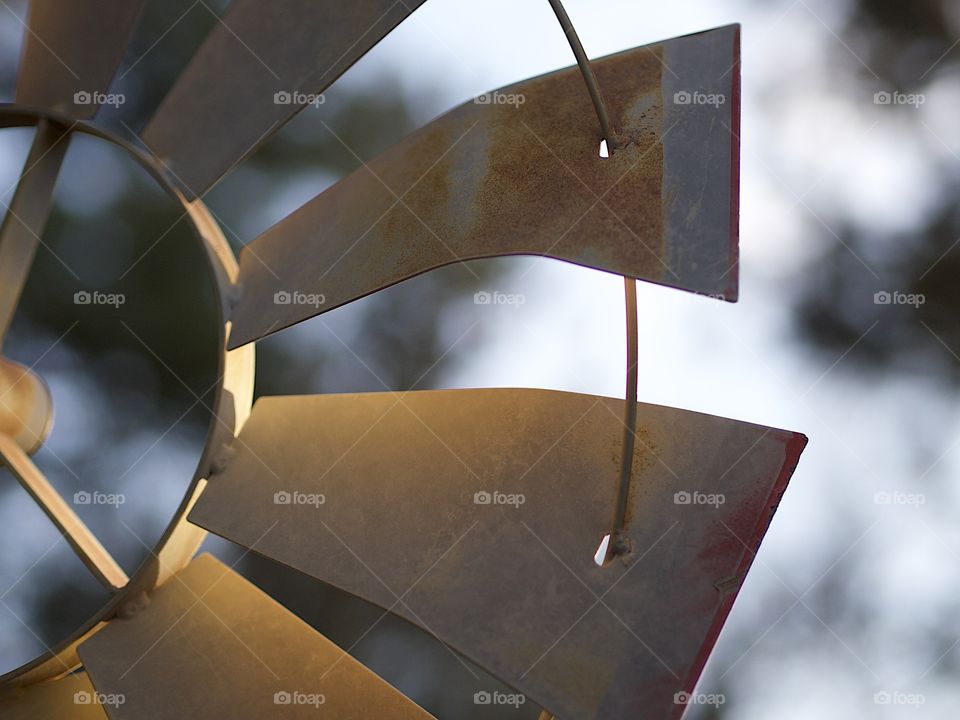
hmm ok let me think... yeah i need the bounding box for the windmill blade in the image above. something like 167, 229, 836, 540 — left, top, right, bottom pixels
141, 0, 429, 198
1, 671, 108, 719
189, 388, 806, 720
0, 119, 70, 348
226, 24, 741, 349
15, 0, 146, 117
77, 554, 434, 720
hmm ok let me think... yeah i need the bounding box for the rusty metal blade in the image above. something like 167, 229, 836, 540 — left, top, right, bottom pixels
0, 118, 70, 348
0, 672, 108, 719
189, 388, 805, 720
141, 0, 428, 198
226, 24, 741, 350
15, 0, 145, 117
78, 554, 434, 720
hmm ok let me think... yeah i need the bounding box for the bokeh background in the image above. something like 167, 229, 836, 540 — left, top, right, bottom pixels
0, 0, 957, 717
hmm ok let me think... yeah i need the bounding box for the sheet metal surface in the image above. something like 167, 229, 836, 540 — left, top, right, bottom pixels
227, 25, 741, 349
0, 671, 108, 719
15, 0, 145, 117
190, 388, 805, 719
142, 0, 428, 198
78, 554, 434, 719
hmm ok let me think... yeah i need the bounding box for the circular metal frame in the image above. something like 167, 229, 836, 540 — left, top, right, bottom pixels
0, 104, 255, 688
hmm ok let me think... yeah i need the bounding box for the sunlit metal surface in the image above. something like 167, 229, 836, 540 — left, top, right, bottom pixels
0, 107, 255, 689
190, 388, 806, 719
0, 5, 804, 717
2, 671, 108, 719
227, 25, 741, 349
0, 358, 52, 454
142, 0, 428, 198
78, 554, 435, 720
15, 0, 145, 117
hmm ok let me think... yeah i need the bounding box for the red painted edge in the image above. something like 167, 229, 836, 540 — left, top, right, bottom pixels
726, 24, 742, 303
671, 430, 808, 720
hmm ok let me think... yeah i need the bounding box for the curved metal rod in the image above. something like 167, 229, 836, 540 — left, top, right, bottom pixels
609, 277, 638, 559
546, 0, 617, 148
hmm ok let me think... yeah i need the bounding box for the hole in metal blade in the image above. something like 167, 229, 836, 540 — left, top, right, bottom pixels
594, 534, 611, 566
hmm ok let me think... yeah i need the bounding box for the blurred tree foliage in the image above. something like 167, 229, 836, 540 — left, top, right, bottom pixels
788, 0, 960, 386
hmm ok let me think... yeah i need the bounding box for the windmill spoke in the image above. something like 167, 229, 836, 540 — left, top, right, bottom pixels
0, 434, 128, 591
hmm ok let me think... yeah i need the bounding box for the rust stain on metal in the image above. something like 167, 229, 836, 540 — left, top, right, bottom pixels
621, 424, 662, 531
471, 46, 665, 277
228, 27, 740, 348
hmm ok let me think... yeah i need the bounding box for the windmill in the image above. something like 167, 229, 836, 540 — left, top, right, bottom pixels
0, 2, 806, 719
